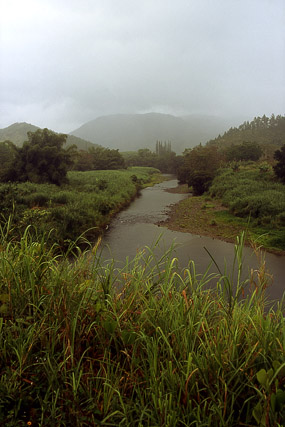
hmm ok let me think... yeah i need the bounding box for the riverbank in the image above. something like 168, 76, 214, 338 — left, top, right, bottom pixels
161, 184, 285, 255
0, 167, 161, 248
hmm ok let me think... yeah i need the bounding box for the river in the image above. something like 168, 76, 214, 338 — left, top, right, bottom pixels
101, 177, 285, 303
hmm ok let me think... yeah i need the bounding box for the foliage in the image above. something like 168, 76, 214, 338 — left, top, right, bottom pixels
1, 129, 74, 185
178, 145, 222, 195
0, 141, 18, 181
226, 141, 263, 162
0, 227, 284, 426
207, 114, 285, 157
209, 165, 285, 229
123, 143, 181, 174
273, 144, 285, 183
0, 168, 160, 246
73, 146, 125, 171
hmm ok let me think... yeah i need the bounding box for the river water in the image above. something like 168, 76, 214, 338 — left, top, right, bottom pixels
101, 177, 285, 303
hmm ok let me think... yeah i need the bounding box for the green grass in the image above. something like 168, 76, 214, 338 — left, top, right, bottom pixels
209, 165, 285, 223
0, 223, 284, 426
214, 210, 285, 252
0, 167, 160, 246
208, 164, 285, 252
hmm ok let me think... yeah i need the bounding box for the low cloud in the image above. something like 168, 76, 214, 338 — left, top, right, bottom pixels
1, 0, 284, 132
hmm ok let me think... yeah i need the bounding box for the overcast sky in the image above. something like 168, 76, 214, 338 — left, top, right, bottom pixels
0, 0, 284, 132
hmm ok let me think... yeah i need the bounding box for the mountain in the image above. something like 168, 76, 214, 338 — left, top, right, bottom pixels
0, 122, 98, 150
0, 122, 39, 146
71, 113, 233, 153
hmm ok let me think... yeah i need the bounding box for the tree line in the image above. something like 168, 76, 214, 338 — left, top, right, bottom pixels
0, 129, 127, 185
1, 118, 284, 190
177, 141, 285, 195
207, 114, 285, 149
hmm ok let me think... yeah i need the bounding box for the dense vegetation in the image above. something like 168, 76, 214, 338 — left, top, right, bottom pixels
0, 226, 284, 426
122, 142, 182, 174
175, 115, 285, 246
274, 145, 285, 183
225, 141, 263, 162
208, 164, 285, 251
207, 114, 285, 153
0, 167, 160, 246
209, 165, 285, 225
73, 146, 125, 171
0, 115, 284, 425
177, 145, 222, 195
0, 129, 128, 185
0, 129, 74, 185
177, 115, 285, 196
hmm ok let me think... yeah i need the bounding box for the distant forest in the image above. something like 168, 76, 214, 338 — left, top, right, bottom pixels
207, 114, 285, 153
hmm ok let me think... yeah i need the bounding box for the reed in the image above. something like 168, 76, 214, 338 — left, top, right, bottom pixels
0, 224, 284, 426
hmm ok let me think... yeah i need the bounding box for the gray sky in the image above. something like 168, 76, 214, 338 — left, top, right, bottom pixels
0, 0, 284, 132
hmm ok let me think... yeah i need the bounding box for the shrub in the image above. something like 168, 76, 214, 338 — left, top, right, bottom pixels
209, 166, 285, 226
24, 193, 49, 207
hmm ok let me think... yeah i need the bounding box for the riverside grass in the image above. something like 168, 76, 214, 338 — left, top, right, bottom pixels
0, 223, 285, 426
205, 163, 285, 253
0, 167, 160, 247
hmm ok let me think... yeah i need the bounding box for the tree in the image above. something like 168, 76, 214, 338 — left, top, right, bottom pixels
178, 145, 222, 195
273, 144, 285, 183
0, 140, 18, 181
3, 129, 73, 185
225, 141, 263, 162
73, 146, 125, 171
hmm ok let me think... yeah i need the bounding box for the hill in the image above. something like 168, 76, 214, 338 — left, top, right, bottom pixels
70, 113, 233, 153
0, 122, 98, 151
207, 114, 285, 149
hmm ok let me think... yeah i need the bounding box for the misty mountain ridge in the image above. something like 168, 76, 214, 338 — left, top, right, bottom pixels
2, 113, 281, 156
71, 113, 236, 153
0, 122, 99, 151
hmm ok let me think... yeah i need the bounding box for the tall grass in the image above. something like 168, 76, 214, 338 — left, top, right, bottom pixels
208, 165, 285, 251
0, 221, 284, 426
209, 165, 285, 225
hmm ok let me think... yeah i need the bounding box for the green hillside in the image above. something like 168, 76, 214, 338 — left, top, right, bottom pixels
0, 122, 99, 151
207, 114, 285, 150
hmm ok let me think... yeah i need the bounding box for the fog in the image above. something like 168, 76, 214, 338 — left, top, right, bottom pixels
0, 0, 284, 132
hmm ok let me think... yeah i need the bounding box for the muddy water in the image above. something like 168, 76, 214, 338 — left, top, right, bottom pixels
101, 177, 285, 302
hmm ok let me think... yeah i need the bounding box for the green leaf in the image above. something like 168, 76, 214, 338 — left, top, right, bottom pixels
271, 393, 276, 412
273, 360, 281, 371
275, 390, 285, 412
256, 369, 268, 388
95, 301, 102, 313
103, 319, 117, 335
253, 401, 266, 426
0, 304, 8, 314
267, 368, 274, 381
0, 294, 9, 303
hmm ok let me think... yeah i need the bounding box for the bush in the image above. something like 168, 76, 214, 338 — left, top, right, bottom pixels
273, 144, 285, 183
51, 191, 70, 204
24, 193, 49, 207
0, 168, 159, 246
209, 166, 285, 226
